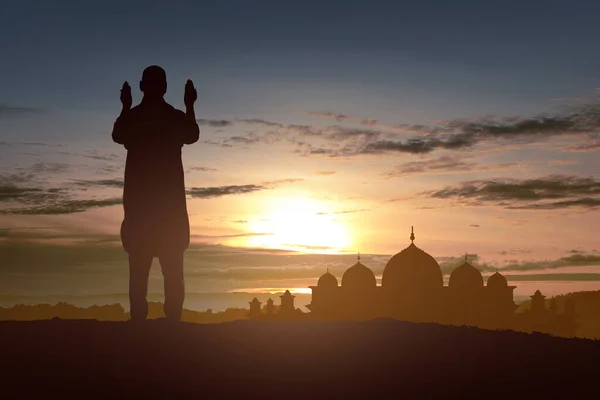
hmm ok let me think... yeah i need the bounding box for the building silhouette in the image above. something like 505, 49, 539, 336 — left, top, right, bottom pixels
248, 290, 306, 320
306, 227, 578, 336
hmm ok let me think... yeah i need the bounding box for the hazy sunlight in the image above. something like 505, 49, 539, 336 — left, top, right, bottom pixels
244, 196, 353, 254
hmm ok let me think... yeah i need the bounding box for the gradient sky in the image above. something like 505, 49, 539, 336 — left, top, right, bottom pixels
2, 1, 600, 307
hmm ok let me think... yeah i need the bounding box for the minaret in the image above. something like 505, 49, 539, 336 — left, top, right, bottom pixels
530, 290, 547, 316
280, 290, 296, 315
248, 298, 262, 319
265, 298, 275, 315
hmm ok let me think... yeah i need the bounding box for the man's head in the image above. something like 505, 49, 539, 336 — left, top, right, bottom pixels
140, 65, 167, 99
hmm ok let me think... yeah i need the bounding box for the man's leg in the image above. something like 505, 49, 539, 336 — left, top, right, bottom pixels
158, 251, 185, 321
129, 253, 153, 321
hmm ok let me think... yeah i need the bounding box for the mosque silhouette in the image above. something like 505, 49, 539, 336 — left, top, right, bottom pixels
249, 227, 579, 336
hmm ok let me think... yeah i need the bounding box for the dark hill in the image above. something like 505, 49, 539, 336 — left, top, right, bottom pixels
1, 319, 599, 398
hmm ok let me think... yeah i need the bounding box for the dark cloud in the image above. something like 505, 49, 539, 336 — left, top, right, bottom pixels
0, 104, 42, 117
186, 184, 265, 199
304, 105, 600, 156
424, 175, 600, 210
0, 141, 62, 148
236, 118, 284, 128
0, 184, 42, 202
361, 133, 478, 155
308, 111, 350, 121
196, 119, 232, 127
188, 180, 302, 199
82, 151, 121, 162
383, 155, 517, 178
309, 111, 379, 127
226, 136, 261, 145
570, 139, 600, 152
0, 198, 123, 215
189, 166, 218, 172
29, 162, 70, 174
71, 179, 124, 189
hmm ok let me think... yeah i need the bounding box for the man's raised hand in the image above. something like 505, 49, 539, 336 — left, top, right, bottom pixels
184, 79, 197, 108
120, 81, 132, 111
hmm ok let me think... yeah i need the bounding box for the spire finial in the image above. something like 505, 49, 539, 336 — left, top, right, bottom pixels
327, 267, 329, 273
410, 226, 415, 243
465, 253, 468, 262
357, 252, 360, 261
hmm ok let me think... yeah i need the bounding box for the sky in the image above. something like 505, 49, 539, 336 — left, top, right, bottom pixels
2, 0, 600, 310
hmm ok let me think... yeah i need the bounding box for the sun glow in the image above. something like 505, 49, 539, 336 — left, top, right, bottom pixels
243, 196, 353, 254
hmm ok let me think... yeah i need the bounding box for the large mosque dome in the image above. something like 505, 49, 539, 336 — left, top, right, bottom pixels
317, 269, 338, 289
342, 255, 376, 290
382, 227, 443, 291
449, 257, 484, 289
487, 271, 508, 288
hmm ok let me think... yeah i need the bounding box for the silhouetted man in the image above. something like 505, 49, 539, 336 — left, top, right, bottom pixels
112, 65, 199, 322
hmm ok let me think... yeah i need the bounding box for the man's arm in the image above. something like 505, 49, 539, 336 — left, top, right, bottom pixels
112, 107, 131, 145
182, 79, 200, 145
181, 105, 200, 145
112, 82, 133, 146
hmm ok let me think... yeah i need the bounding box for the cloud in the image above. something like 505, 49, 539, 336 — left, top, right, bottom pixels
71, 179, 124, 189
308, 105, 600, 156
438, 250, 600, 274
261, 178, 304, 186
188, 105, 600, 157
313, 170, 336, 176
358, 131, 483, 155
469, 224, 480, 228
0, 171, 302, 214
189, 166, 218, 172
188, 179, 302, 198
2, 227, 600, 298
423, 175, 600, 210
28, 162, 70, 174
382, 155, 518, 178
499, 249, 533, 256
235, 118, 285, 128
226, 135, 261, 145
0, 141, 63, 148
316, 208, 370, 215
569, 139, 600, 152
0, 104, 42, 117
186, 185, 265, 199
550, 97, 584, 102
0, 198, 123, 215
196, 119, 232, 127
308, 111, 350, 122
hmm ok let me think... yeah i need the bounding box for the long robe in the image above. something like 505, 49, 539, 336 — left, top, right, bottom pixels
112, 100, 199, 256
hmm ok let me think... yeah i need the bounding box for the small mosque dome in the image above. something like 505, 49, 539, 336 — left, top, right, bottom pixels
449, 257, 483, 289
487, 271, 508, 288
342, 254, 376, 290
318, 270, 338, 289
382, 227, 443, 291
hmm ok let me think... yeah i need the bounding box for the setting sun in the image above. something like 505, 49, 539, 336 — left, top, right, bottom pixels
243, 195, 354, 253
